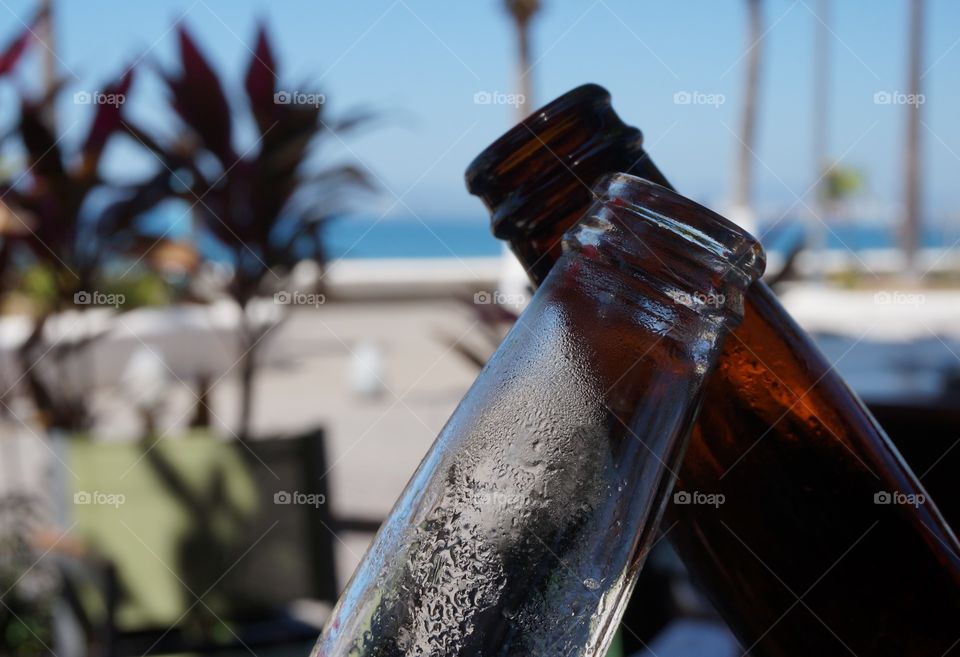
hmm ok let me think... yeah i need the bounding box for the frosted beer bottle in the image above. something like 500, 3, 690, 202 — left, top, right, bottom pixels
465, 84, 960, 656
313, 174, 764, 656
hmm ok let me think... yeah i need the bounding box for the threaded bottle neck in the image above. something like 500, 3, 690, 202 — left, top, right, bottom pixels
562, 174, 765, 325
465, 84, 671, 258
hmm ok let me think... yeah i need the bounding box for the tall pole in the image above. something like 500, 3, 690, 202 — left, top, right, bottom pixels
499, 1, 542, 302
734, 0, 762, 211
505, 0, 540, 120
38, 0, 57, 125
903, 0, 924, 275
812, 0, 829, 194
810, 0, 830, 278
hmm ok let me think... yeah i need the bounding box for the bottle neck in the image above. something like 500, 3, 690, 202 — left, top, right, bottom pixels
465, 84, 672, 284
558, 174, 765, 328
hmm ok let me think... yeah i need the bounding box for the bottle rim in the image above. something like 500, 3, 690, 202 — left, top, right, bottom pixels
464, 84, 644, 241
568, 173, 767, 287
465, 83, 613, 183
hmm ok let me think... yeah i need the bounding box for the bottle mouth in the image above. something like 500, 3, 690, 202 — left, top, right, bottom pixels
465, 84, 645, 241
566, 173, 766, 309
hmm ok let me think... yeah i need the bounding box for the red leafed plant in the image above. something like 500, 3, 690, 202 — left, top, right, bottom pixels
0, 8, 41, 272
0, 6, 39, 77
0, 66, 185, 430
125, 24, 376, 439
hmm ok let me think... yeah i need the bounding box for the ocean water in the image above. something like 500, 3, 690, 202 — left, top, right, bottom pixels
325, 217, 503, 259
323, 217, 960, 260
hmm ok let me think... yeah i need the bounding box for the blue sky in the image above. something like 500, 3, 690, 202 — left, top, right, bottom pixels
2, 0, 959, 224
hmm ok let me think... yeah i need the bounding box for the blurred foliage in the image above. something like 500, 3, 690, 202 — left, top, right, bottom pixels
0, 3, 378, 447
0, 15, 376, 439
0, 65, 181, 430
820, 165, 863, 203
0, 495, 58, 657
0, 66, 179, 310
9, 263, 172, 315
504, 0, 541, 26
121, 22, 377, 438
0, 14, 58, 653
125, 23, 376, 306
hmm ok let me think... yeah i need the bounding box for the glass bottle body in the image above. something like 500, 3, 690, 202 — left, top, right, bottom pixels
312, 175, 763, 657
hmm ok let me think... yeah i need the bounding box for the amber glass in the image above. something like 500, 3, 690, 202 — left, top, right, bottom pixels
467, 83, 671, 283
312, 174, 764, 657
466, 84, 960, 656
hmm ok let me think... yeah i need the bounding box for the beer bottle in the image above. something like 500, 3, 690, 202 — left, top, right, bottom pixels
313, 173, 764, 657
465, 84, 960, 656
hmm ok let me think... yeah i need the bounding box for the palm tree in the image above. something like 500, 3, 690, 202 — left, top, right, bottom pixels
504, 0, 540, 118
809, 0, 830, 277
812, 0, 830, 187
732, 0, 763, 229
0, 69, 172, 432
903, 0, 924, 274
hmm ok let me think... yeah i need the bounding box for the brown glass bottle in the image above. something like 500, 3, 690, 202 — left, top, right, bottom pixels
466, 84, 960, 657
313, 174, 764, 657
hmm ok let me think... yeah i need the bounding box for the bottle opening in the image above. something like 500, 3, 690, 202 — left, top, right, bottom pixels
465, 84, 648, 242
565, 174, 766, 319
